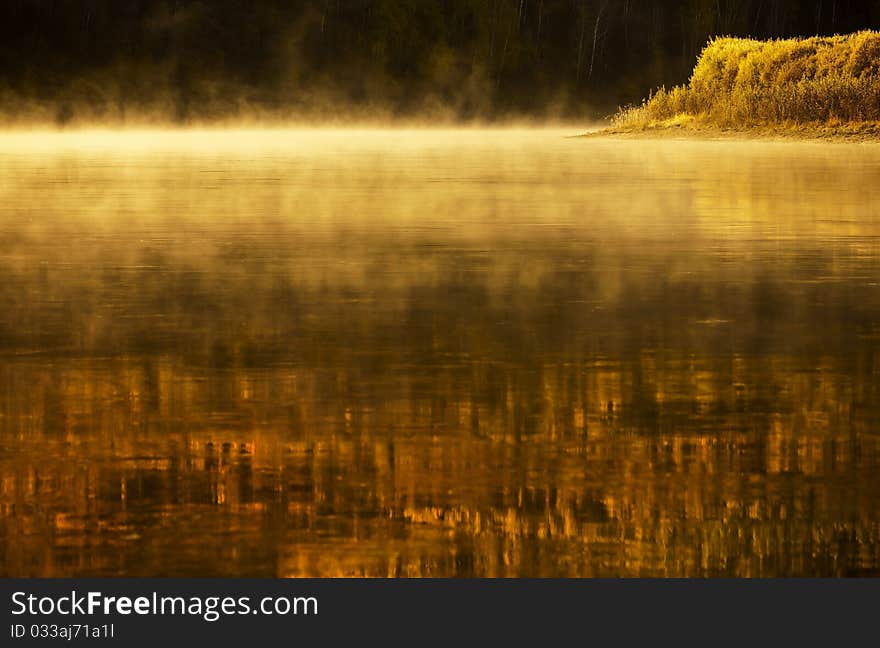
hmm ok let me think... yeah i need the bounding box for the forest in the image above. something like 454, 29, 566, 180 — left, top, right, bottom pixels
2, 1, 880, 123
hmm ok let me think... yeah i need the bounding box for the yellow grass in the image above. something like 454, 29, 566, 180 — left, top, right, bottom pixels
611, 31, 880, 134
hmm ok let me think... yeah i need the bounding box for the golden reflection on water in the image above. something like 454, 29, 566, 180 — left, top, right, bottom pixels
1, 130, 880, 576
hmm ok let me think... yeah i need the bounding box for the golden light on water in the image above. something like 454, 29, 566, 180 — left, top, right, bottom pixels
2, 129, 880, 576
0, 127, 587, 152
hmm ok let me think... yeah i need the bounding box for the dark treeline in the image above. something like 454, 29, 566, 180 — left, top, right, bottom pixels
2, 0, 880, 123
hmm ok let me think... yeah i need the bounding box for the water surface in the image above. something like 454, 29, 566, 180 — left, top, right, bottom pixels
2, 129, 880, 576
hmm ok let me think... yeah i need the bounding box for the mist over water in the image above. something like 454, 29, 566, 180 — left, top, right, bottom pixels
2, 130, 880, 576
4, 1, 877, 128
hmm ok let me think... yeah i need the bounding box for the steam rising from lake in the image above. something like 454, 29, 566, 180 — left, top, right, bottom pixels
2, 130, 880, 576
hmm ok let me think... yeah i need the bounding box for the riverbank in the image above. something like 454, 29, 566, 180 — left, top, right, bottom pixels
588, 117, 880, 142
606, 31, 880, 142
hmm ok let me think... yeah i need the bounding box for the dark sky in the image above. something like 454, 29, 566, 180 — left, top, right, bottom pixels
2, 0, 879, 123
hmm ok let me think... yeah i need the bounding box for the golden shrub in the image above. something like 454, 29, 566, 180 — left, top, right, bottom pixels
614, 31, 880, 129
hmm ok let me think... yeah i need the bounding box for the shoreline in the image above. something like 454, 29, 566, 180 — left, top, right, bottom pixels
581, 120, 880, 143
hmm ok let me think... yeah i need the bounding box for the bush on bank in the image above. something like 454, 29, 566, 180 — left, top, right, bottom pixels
614, 31, 880, 130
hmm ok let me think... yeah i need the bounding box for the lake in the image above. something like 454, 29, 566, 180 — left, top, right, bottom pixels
1, 129, 880, 576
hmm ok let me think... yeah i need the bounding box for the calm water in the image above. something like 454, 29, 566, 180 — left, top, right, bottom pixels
2, 129, 880, 577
